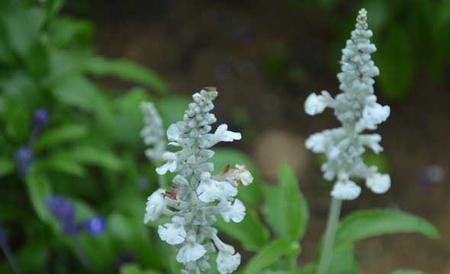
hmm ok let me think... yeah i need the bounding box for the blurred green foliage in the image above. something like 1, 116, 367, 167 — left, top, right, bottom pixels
0, 1, 441, 274
294, 0, 450, 101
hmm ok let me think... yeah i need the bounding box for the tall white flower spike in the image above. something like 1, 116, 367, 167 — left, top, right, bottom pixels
144, 88, 253, 274
141, 102, 167, 162
304, 9, 391, 200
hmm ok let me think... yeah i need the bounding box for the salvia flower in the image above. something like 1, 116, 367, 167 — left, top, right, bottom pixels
46, 196, 79, 236
33, 108, 49, 128
84, 216, 106, 236
304, 9, 391, 200
14, 146, 33, 176
144, 88, 253, 274
141, 102, 167, 162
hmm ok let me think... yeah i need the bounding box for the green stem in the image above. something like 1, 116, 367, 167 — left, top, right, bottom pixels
317, 198, 342, 274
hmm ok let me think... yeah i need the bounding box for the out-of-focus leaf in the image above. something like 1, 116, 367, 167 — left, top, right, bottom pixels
37, 153, 85, 177
0, 157, 15, 176
120, 264, 160, 274
1, 7, 45, 57
25, 170, 52, 222
364, 0, 389, 32
45, 0, 64, 19
217, 209, 269, 252
264, 165, 309, 242
15, 241, 48, 273
243, 240, 299, 274
299, 263, 316, 274
377, 26, 414, 101
113, 88, 152, 144
34, 124, 88, 150
329, 244, 360, 274
336, 209, 440, 246
212, 148, 263, 208
52, 75, 103, 111
156, 96, 189, 128
391, 270, 425, 274
363, 153, 388, 173
69, 146, 122, 171
48, 16, 93, 47
84, 57, 169, 93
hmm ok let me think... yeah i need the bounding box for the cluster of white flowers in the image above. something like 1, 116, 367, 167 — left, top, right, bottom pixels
141, 102, 167, 162
304, 9, 391, 200
144, 88, 253, 274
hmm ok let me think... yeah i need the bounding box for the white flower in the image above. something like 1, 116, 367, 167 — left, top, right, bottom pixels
140, 102, 167, 162
331, 180, 361, 200
217, 251, 241, 274
156, 152, 177, 175
233, 165, 253, 186
305, 132, 328, 153
176, 242, 207, 263
366, 173, 390, 194
144, 89, 251, 273
158, 222, 187, 245
304, 9, 391, 200
197, 172, 237, 202
144, 189, 167, 223
361, 103, 390, 129
219, 199, 245, 223
304, 92, 328, 115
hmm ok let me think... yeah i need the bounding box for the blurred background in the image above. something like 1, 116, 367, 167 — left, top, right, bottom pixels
1, 0, 449, 273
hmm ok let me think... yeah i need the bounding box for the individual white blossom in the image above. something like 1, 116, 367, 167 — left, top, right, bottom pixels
144, 189, 167, 223
141, 102, 167, 162
304, 9, 391, 200
144, 88, 253, 273
366, 173, 390, 194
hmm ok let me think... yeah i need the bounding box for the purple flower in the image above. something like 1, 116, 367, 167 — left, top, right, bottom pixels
45, 196, 81, 236
33, 108, 49, 128
14, 146, 33, 175
83, 216, 106, 236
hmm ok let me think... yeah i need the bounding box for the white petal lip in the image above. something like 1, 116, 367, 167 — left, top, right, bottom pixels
176, 242, 207, 263
304, 93, 328, 115
366, 173, 390, 194
158, 223, 187, 245
331, 180, 361, 200
215, 124, 242, 142
220, 199, 246, 223
217, 251, 241, 274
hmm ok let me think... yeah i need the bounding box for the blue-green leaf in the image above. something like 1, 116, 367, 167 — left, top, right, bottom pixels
336, 209, 440, 246
391, 270, 425, 274
0, 157, 15, 176
25, 170, 52, 222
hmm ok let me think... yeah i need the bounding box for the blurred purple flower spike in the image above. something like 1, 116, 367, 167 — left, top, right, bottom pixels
84, 216, 106, 236
33, 108, 49, 128
14, 147, 33, 175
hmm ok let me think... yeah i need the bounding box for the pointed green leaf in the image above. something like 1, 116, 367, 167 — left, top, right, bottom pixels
34, 124, 88, 150
336, 209, 440, 246
243, 240, 300, 274
264, 165, 309, 241
217, 209, 269, 252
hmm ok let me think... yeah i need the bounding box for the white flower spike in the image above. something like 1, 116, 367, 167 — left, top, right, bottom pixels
304, 9, 391, 200
140, 102, 167, 162
144, 88, 253, 273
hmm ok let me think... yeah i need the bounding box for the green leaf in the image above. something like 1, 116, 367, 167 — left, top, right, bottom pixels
263, 165, 309, 241
25, 170, 52, 222
69, 146, 122, 171
84, 57, 169, 94
217, 209, 269, 252
52, 75, 103, 111
329, 244, 360, 274
243, 240, 300, 274
34, 124, 88, 150
336, 209, 440, 246
391, 270, 425, 274
0, 157, 15, 176
120, 264, 143, 274
377, 26, 414, 101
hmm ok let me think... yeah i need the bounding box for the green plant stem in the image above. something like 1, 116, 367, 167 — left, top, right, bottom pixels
317, 198, 342, 274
